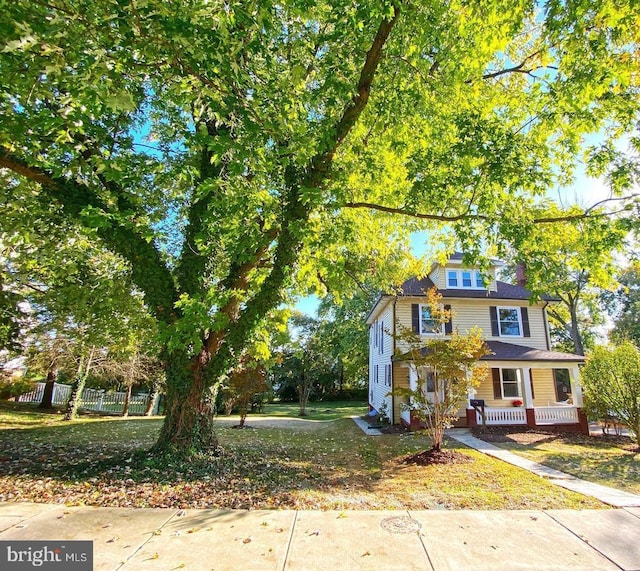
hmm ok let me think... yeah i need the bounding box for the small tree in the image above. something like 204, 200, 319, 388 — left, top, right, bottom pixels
394, 288, 489, 451
581, 342, 640, 448
223, 358, 269, 428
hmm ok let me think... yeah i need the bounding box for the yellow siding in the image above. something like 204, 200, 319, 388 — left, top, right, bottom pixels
474, 368, 504, 407
392, 363, 410, 423
429, 267, 442, 289
395, 298, 549, 350
531, 369, 558, 406
474, 367, 562, 408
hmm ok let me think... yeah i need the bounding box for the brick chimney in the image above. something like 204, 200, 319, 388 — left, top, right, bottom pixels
515, 262, 527, 287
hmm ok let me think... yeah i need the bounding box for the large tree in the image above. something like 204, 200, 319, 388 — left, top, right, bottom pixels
1, 1, 638, 452
501, 208, 628, 354
608, 261, 640, 345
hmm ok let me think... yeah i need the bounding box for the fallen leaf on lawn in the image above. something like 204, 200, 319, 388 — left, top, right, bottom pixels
242, 537, 252, 544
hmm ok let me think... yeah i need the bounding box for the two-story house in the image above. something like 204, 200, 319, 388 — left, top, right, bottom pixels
367, 253, 589, 434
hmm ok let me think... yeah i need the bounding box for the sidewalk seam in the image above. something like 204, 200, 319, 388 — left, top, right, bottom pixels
113, 509, 180, 571
281, 510, 298, 571
407, 510, 435, 571
542, 510, 625, 571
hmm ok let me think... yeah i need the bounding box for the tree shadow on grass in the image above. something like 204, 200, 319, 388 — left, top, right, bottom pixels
0, 420, 370, 509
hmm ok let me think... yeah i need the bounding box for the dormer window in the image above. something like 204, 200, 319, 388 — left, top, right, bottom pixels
447, 269, 485, 289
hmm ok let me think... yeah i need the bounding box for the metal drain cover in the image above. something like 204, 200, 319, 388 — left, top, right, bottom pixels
380, 516, 421, 534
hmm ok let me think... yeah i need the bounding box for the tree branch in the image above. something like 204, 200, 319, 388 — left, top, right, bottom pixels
200, 7, 401, 383
307, 4, 400, 182
343, 193, 639, 224
0, 151, 179, 322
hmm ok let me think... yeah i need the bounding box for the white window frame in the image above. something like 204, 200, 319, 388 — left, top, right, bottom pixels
419, 304, 444, 335
497, 306, 523, 337
446, 269, 485, 290
501, 368, 521, 399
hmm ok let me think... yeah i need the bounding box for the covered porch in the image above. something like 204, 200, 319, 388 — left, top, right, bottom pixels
397, 341, 589, 434
465, 341, 588, 434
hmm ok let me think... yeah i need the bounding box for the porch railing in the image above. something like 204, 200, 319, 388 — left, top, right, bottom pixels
476, 407, 527, 426
535, 406, 578, 425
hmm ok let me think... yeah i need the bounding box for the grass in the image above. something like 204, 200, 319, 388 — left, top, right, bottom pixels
474, 429, 640, 496
0, 401, 607, 510
259, 400, 367, 421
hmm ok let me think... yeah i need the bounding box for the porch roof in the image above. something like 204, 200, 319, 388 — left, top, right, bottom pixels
393, 341, 585, 364
482, 341, 585, 363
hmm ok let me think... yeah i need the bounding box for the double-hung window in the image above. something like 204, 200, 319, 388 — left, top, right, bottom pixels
420, 305, 443, 335
501, 368, 520, 398
498, 307, 522, 337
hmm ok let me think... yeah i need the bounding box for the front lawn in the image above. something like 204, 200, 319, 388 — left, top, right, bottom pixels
472, 428, 640, 495
0, 402, 605, 510
259, 400, 367, 421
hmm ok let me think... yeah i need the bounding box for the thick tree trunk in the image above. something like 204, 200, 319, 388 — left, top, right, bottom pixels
154, 351, 219, 453
38, 369, 57, 409
121, 384, 132, 417
569, 303, 585, 356
64, 374, 86, 420
144, 386, 159, 416
144, 376, 163, 416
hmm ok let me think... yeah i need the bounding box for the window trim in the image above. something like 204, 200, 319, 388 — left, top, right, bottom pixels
497, 306, 523, 338
500, 368, 521, 399
418, 304, 445, 335
446, 269, 485, 290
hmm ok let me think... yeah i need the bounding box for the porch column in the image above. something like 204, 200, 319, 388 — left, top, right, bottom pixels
569, 366, 583, 407
569, 366, 589, 434
409, 365, 418, 392
520, 367, 536, 429
466, 382, 478, 427
520, 367, 534, 407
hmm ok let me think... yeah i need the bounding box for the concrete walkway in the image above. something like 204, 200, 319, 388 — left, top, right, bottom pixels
350, 415, 383, 435
447, 429, 640, 508
1, 502, 640, 570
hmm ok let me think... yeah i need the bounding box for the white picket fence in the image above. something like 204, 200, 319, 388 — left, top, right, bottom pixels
18, 382, 156, 415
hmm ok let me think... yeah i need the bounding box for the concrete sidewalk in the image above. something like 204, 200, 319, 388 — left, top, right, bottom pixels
1, 502, 639, 570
